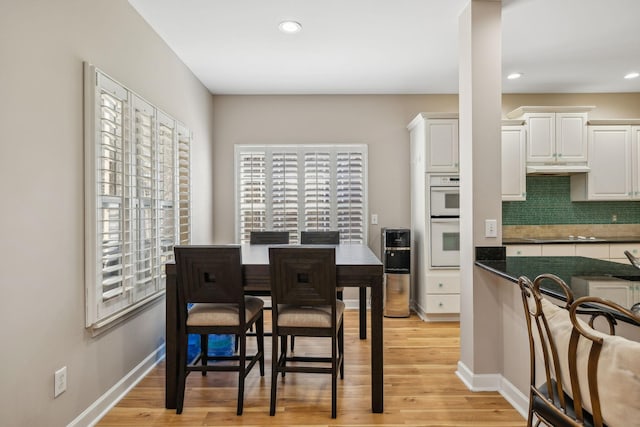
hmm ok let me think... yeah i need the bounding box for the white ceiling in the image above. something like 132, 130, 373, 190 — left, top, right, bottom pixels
128, 0, 640, 95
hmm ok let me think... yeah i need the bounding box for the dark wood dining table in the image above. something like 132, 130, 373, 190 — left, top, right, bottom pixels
164, 243, 385, 413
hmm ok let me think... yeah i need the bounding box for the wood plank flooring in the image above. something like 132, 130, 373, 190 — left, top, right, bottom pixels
97, 311, 525, 426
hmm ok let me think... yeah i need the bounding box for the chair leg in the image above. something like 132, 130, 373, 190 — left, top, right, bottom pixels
237, 331, 246, 415
338, 322, 344, 379
290, 336, 295, 352
256, 314, 265, 376
331, 332, 338, 419
200, 334, 208, 376
280, 335, 287, 378
270, 334, 279, 416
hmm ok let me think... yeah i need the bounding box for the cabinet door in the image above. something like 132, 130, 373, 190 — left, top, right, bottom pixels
556, 113, 588, 162
506, 244, 542, 256
526, 113, 555, 163
586, 126, 632, 200
588, 281, 633, 308
633, 126, 640, 199
541, 244, 575, 256
426, 119, 459, 172
501, 126, 526, 201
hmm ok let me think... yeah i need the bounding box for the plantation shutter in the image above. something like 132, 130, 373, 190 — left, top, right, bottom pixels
304, 151, 332, 232
238, 151, 267, 242
336, 151, 365, 243
235, 145, 367, 244
95, 73, 131, 321
85, 64, 191, 330
271, 151, 299, 242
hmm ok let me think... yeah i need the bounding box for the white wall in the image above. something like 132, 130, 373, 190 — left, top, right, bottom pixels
0, 1, 214, 425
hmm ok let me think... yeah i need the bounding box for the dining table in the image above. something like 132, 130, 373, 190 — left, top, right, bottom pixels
164, 243, 385, 413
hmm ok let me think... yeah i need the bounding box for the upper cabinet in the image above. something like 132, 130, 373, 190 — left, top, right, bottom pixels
571, 122, 640, 201
507, 106, 594, 170
408, 113, 459, 173
501, 121, 526, 201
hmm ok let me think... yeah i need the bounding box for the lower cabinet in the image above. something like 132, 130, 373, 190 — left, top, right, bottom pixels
572, 276, 640, 308
506, 242, 638, 263
425, 273, 460, 314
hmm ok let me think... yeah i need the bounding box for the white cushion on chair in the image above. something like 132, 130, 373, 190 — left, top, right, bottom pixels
187, 296, 264, 326
542, 299, 640, 427
277, 300, 345, 328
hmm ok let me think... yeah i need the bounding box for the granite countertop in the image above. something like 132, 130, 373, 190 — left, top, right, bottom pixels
502, 236, 640, 245
475, 256, 640, 300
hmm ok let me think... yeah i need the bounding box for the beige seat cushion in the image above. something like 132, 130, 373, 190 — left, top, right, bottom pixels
277, 300, 345, 328
542, 299, 640, 427
187, 296, 264, 326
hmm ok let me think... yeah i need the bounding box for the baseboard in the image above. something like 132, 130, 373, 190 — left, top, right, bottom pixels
455, 360, 501, 391
412, 302, 460, 322
498, 375, 529, 419
343, 298, 362, 310
69, 344, 165, 427
456, 361, 528, 422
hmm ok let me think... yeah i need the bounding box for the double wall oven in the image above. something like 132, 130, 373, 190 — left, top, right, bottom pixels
429, 175, 460, 268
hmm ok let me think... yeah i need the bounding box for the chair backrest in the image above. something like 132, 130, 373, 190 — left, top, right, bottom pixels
249, 231, 289, 244
174, 245, 244, 308
567, 296, 640, 427
518, 274, 574, 414
269, 247, 336, 307
300, 231, 340, 244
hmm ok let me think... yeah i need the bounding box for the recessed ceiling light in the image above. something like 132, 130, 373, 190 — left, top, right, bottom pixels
278, 20, 302, 34
507, 72, 523, 80
624, 72, 639, 79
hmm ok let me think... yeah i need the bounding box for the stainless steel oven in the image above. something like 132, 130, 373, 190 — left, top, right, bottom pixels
429, 175, 460, 268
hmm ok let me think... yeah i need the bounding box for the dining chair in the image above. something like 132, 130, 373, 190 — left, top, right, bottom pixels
519, 274, 575, 427
301, 230, 368, 342
249, 231, 289, 244
566, 296, 640, 427
268, 246, 344, 418
174, 245, 265, 415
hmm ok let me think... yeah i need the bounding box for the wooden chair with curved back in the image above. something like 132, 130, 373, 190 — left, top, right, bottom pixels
520, 273, 640, 427
174, 245, 265, 415
268, 246, 344, 418
518, 273, 575, 427
566, 296, 640, 427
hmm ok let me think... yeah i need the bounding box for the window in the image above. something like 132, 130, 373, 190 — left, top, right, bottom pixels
84, 64, 191, 331
235, 145, 367, 244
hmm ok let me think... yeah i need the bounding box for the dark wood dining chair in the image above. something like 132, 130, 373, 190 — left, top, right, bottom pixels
174, 245, 265, 415
301, 230, 368, 342
249, 231, 289, 244
268, 246, 344, 418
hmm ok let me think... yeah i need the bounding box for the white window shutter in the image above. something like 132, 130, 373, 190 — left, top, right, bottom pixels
238, 151, 267, 242
336, 151, 365, 243
177, 124, 191, 245
271, 151, 299, 241
304, 151, 332, 232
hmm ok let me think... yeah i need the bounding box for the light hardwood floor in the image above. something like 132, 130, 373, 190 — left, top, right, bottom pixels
97, 311, 525, 426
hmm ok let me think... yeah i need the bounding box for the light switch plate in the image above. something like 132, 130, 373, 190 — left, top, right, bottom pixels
371, 214, 378, 225
485, 219, 497, 238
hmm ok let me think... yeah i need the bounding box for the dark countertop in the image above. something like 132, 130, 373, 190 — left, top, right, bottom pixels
475, 256, 640, 301
503, 236, 640, 245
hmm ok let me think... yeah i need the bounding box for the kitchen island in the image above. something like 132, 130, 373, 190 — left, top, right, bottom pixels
475, 255, 640, 304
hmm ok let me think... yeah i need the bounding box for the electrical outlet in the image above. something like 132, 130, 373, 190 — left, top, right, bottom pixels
612, 214, 617, 223
485, 219, 498, 238
371, 214, 378, 225
54, 366, 67, 398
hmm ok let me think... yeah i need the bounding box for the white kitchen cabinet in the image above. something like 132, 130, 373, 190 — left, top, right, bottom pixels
572, 276, 639, 308
571, 125, 632, 200
609, 243, 640, 264
408, 113, 459, 173
575, 243, 610, 260
541, 244, 575, 256
501, 124, 526, 201
506, 244, 542, 256
408, 112, 460, 320
506, 107, 592, 169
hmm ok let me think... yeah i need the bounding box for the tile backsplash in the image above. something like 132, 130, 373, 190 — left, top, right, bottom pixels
502, 176, 640, 225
